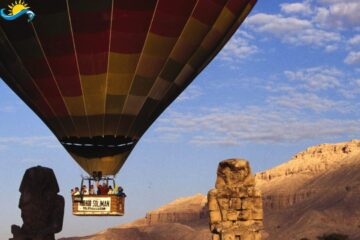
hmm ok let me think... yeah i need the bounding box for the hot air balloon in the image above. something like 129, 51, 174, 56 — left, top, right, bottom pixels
0, 0, 257, 216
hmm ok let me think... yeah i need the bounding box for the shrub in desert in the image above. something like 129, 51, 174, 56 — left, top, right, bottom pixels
317, 233, 349, 240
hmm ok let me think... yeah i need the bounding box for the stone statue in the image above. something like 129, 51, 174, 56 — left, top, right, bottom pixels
10, 166, 65, 240
208, 159, 263, 240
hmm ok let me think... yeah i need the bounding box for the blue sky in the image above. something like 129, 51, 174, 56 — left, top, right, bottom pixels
1, 0, 360, 238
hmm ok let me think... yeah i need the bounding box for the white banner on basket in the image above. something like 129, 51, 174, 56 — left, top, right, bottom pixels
78, 197, 111, 212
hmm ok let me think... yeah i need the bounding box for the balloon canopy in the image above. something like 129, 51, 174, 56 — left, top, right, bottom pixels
0, 0, 257, 176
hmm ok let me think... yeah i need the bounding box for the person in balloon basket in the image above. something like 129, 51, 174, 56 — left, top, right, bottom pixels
72, 187, 80, 196
96, 181, 109, 195
108, 186, 114, 195
89, 184, 95, 195
81, 185, 89, 195
117, 186, 127, 198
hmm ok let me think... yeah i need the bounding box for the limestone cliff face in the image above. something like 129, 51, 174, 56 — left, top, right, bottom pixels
145, 194, 208, 225
256, 140, 360, 240
257, 140, 360, 182
256, 140, 360, 210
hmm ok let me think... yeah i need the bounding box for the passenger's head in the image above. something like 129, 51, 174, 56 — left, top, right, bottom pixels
118, 187, 123, 192
102, 182, 107, 187
75, 187, 79, 191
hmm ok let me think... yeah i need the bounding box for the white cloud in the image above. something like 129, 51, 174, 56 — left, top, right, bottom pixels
325, 44, 338, 52
281, 1, 313, 15
0, 105, 16, 113
342, 77, 360, 98
286, 28, 340, 46
246, 13, 340, 47
176, 85, 203, 102
344, 51, 360, 65
318, 0, 355, 3
238, 30, 255, 40
0, 136, 59, 149
348, 35, 360, 46
265, 83, 297, 94
314, 1, 360, 28
284, 66, 342, 90
220, 31, 258, 64
266, 65, 360, 102
246, 13, 311, 34
156, 107, 360, 145
267, 92, 352, 113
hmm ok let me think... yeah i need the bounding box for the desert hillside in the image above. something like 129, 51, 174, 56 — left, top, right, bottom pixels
61, 140, 360, 240
61, 194, 211, 240
256, 139, 360, 240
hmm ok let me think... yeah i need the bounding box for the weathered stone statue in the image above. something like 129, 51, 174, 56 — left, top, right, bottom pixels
10, 166, 65, 240
208, 159, 263, 240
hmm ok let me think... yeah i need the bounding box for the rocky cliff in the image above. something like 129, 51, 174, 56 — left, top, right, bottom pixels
256, 140, 360, 240
255, 140, 360, 210
257, 140, 360, 184
145, 194, 208, 225
62, 140, 360, 240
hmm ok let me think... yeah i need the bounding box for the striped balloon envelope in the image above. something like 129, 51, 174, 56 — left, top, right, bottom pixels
0, 0, 257, 176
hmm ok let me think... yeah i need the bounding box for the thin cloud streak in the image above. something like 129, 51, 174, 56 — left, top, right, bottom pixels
281, 1, 313, 15
176, 86, 203, 102
315, 0, 360, 29
267, 92, 353, 113
0, 105, 16, 113
0, 136, 59, 150
245, 13, 340, 48
156, 107, 360, 146
284, 66, 342, 90
345, 51, 360, 65
219, 30, 258, 68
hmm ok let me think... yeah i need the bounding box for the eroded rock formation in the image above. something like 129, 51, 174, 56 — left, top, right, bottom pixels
255, 140, 360, 239
10, 166, 65, 240
145, 194, 208, 225
256, 140, 360, 184
208, 159, 263, 240
256, 140, 360, 210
